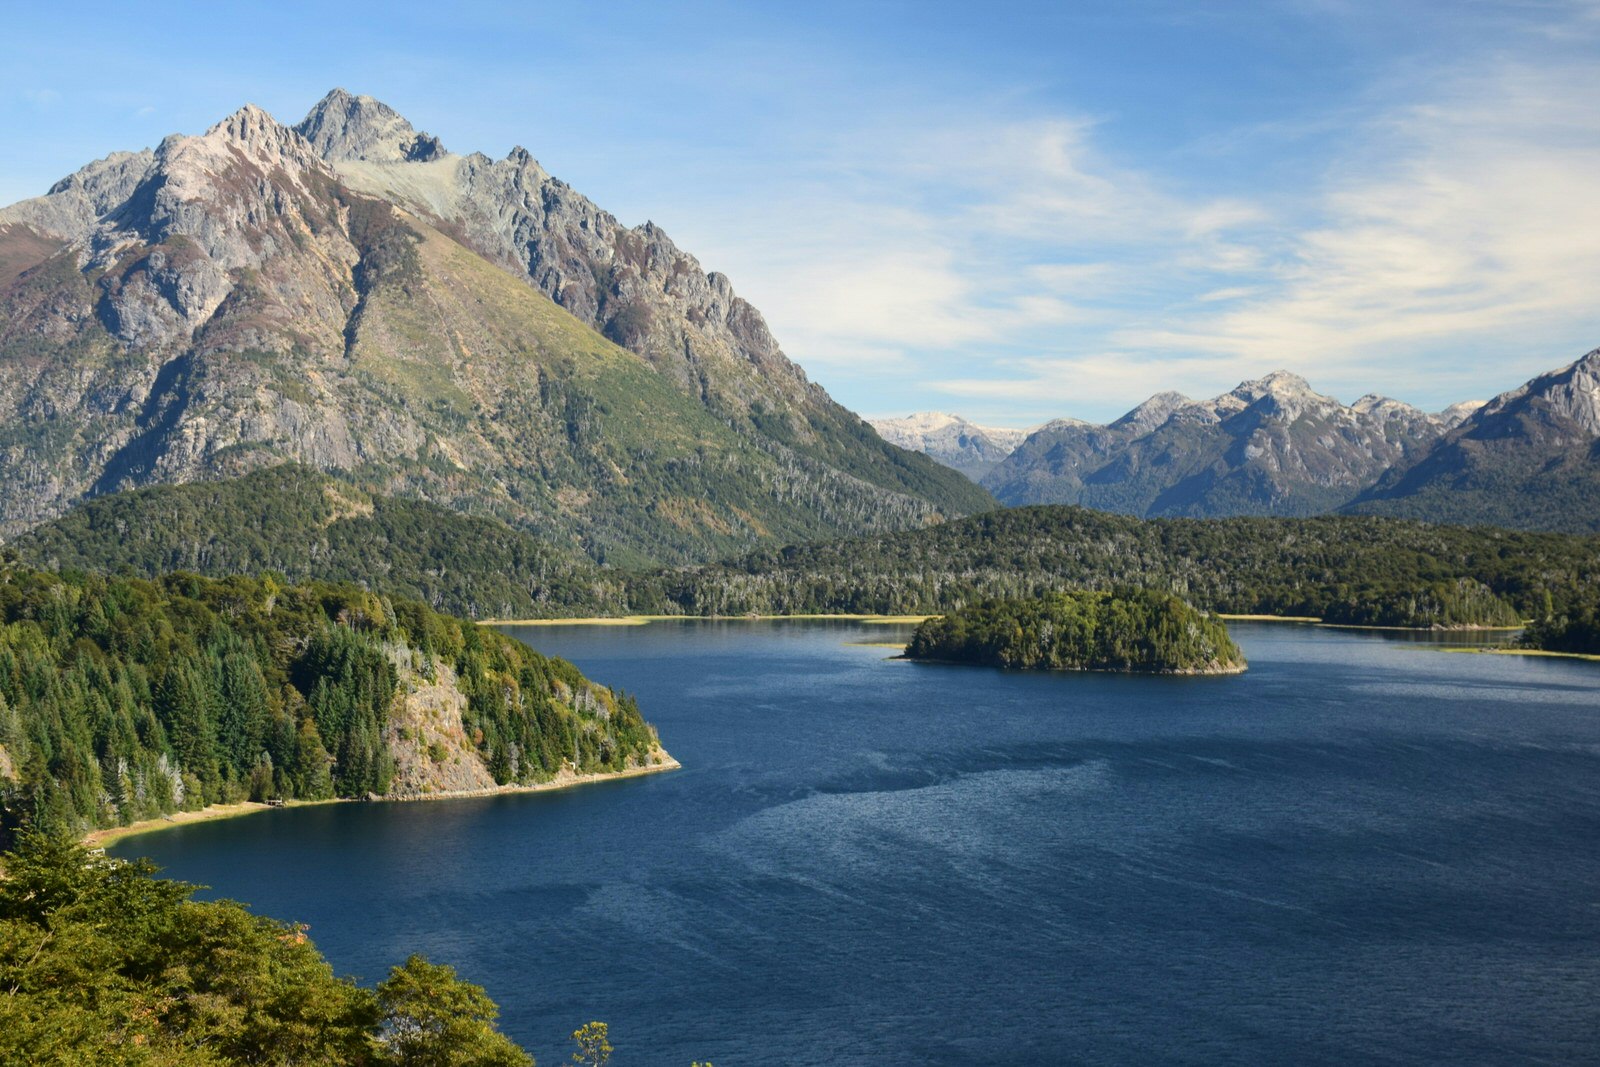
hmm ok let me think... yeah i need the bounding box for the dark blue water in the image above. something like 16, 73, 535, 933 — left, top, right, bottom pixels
115, 621, 1600, 1065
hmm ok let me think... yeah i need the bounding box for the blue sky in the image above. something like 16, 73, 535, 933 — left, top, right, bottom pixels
4, 1, 1599, 424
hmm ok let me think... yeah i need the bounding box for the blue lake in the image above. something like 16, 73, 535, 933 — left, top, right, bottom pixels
114, 620, 1600, 1065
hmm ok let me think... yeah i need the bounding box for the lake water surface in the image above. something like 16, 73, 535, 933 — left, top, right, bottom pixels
115, 621, 1600, 1065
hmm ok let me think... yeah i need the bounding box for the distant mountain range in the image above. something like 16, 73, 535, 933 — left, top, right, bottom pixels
0, 89, 990, 566
879, 348, 1600, 533
869, 412, 1035, 480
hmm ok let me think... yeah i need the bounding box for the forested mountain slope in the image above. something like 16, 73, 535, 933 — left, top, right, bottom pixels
10, 464, 622, 619
21, 470, 1597, 631
622, 506, 1595, 627
1348, 347, 1600, 533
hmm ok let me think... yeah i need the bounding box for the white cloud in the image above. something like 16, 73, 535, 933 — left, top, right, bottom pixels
1123, 58, 1600, 398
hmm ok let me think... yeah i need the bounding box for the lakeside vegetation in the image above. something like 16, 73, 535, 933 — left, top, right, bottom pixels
0, 832, 536, 1066
622, 507, 1591, 630
0, 564, 660, 841
1517, 605, 1600, 655
904, 589, 1246, 673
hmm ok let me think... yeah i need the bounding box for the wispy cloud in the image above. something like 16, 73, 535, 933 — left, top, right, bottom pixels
643, 5, 1600, 424
1123, 59, 1600, 401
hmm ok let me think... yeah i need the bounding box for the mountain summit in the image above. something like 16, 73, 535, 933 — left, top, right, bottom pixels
0, 91, 990, 560
1348, 347, 1600, 532
984, 374, 1451, 518
294, 88, 447, 163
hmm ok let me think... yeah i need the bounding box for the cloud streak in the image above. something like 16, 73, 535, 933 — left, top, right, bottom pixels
663, 9, 1600, 423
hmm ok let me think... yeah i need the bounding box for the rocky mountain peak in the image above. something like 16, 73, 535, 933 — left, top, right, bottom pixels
295, 88, 446, 164
1351, 394, 1429, 424
1111, 391, 1191, 434
1487, 345, 1600, 436
1235, 370, 1316, 401
185, 104, 328, 175
1437, 400, 1485, 429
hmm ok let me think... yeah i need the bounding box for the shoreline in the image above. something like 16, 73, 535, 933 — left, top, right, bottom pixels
1438, 646, 1600, 663
896, 653, 1248, 676
488, 611, 1519, 634
84, 755, 681, 850
484, 613, 934, 626
1313, 622, 1525, 633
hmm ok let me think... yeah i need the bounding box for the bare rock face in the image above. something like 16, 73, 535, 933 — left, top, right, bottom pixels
985, 371, 1451, 517
1349, 347, 1600, 532
0, 91, 991, 558
295, 88, 446, 164
299, 90, 854, 444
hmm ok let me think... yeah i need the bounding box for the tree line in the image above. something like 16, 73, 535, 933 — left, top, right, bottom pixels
0, 564, 659, 840
904, 588, 1247, 673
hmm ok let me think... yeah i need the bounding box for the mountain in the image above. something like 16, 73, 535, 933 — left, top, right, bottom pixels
0, 92, 990, 566
1347, 347, 1600, 532
983, 372, 1455, 518
292, 91, 989, 515
868, 412, 1034, 480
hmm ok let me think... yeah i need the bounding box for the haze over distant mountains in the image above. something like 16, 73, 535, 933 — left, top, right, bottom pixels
0, 90, 990, 565
869, 412, 1035, 481
881, 348, 1600, 533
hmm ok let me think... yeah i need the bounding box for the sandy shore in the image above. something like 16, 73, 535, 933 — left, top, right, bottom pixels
84, 755, 681, 849
1217, 613, 1321, 622
485, 613, 935, 626
1438, 647, 1600, 663
1313, 622, 1525, 632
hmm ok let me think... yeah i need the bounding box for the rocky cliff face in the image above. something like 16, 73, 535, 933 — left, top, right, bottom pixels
1347, 347, 1600, 532
984, 372, 1453, 518
294, 90, 966, 502
868, 412, 1034, 480
0, 92, 991, 561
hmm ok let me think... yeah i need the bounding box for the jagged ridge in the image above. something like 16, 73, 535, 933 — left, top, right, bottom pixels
0, 92, 992, 563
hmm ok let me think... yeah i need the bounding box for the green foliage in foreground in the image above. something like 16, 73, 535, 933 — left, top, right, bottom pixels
905, 589, 1246, 673
624, 506, 1598, 628
1518, 605, 1600, 655
0, 565, 658, 839
0, 831, 532, 1066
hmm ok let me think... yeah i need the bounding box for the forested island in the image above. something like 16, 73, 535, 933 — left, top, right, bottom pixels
0, 565, 669, 840
904, 589, 1247, 674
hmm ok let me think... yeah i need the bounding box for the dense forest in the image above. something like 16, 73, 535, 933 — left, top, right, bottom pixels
15, 477, 1600, 645
622, 507, 1595, 629
1517, 605, 1600, 655
904, 588, 1246, 673
0, 832, 535, 1065
0, 564, 662, 839
10, 465, 628, 620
